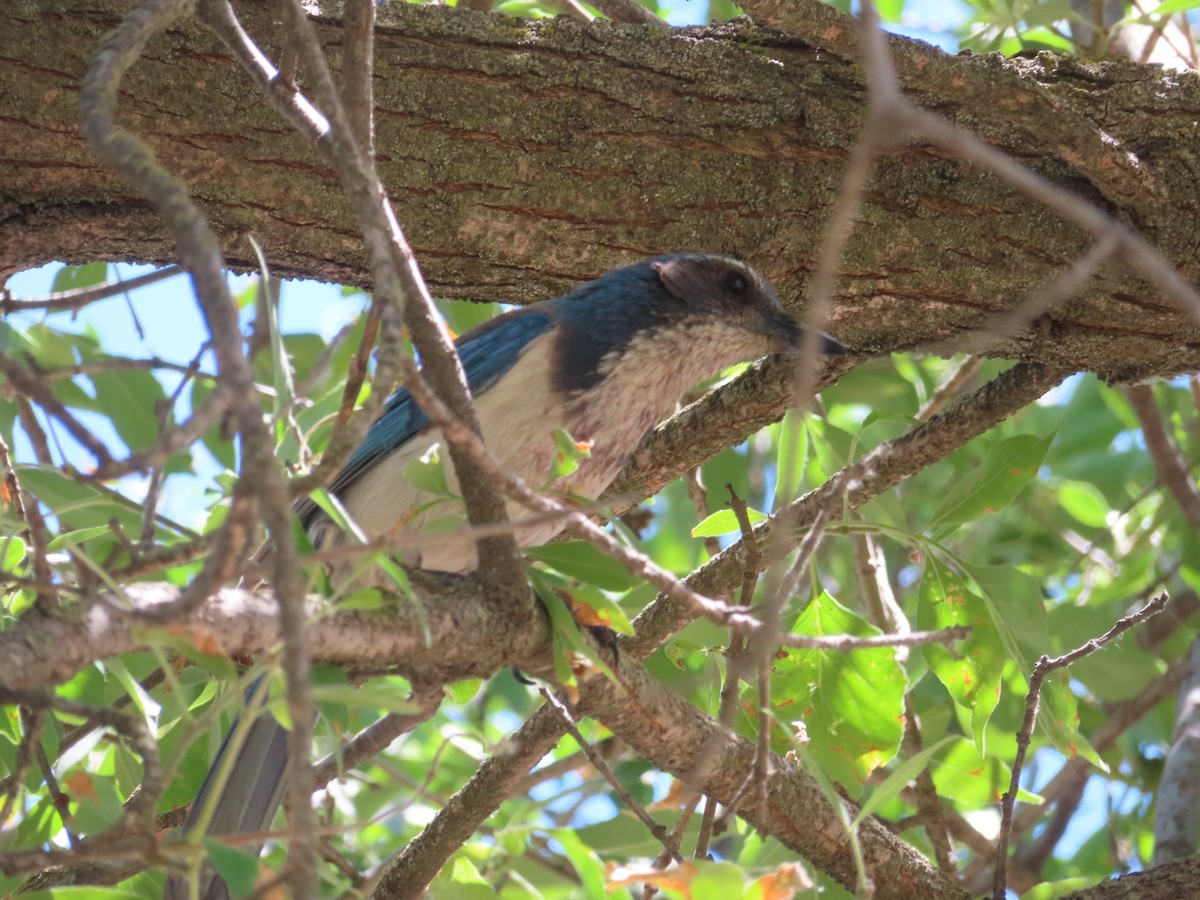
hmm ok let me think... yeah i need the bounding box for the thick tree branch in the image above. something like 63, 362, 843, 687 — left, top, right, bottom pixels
6, 3, 1200, 380
0, 582, 552, 692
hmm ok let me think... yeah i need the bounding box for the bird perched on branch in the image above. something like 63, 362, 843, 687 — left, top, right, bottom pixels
166, 253, 844, 899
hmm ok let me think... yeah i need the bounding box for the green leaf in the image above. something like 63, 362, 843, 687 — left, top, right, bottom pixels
431, 856, 494, 899
1142, 0, 1200, 12
69, 772, 126, 835
530, 571, 635, 635
17, 465, 143, 533
403, 444, 453, 499
313, 682, 420, 715
308, 488, 367, 544
446, 678, 482, 704
772, 593, 906, 794
927, 432, 1054, 534
335, 587, 384, 611
929, 738, 1011, 809
873, 0, 904, 21
691, 506, 766, 538
917, 558, 1004, 752
774, 408, 808, 504
530, 570, 613, 686
1040, 672, 1105, 771
203, 837, 260, 898
852, 735, 955, 828
438, 297, 501, 337
1056, 480, 1109, 528
0, 536, 26, 572
51, 262, 108, 293
23, 887, 146, 899
526, 540, 639, 591
692, 860, 747, 899
1023, 0, 1072, 28
90, 369, 170, 452
552, 828, 608, 898
47, 525, 115, 551
546, 427, 592, 482
13, 795, 62, 850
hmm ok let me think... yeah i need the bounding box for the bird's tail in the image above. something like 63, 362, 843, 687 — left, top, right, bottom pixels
164, 679, 290, 900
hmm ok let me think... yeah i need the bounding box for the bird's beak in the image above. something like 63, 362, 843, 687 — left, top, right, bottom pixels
761, 311, 846, 356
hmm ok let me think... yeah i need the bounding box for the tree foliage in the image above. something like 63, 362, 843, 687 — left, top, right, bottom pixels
2, 1, 1200, 899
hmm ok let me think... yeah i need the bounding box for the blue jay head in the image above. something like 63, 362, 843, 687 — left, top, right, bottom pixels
651, 254, 845, 356
550, 253, 845, 396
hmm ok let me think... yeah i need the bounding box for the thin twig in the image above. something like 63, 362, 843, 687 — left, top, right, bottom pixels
0, 687, 161, 831
311, 684, 443, 788
991, 591, 1170, 899
36, 356, 217, 382
684, 468, 721, 559
540, 688, 684, 864
0, 265, 184, 314
903, 697, 955, 873
0, 353, 114, 466
1126, 383, 1200, 528
0, 432, 55, 603
916, 358, 983, 421
0, 706, 44, 828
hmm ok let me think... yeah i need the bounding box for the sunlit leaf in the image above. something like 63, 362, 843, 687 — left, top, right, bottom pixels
403, 444, 453, 499
772, 593, 906, 793
918, 557, 1004, 752
928, 432, 1054, 534
526, 540, 640, 592
691, 506, 766, 538
90, 368, 170, 452
50, 262, 108, 294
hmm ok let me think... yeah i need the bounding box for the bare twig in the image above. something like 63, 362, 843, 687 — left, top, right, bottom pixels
311, 684, 443, 788
696, 485, 765, 859
1126, 383, 1200, 528
0, 706, 44, 828
36, 356, 216, 382
0, 354, 114, 466
917, 358, 982, 421
541, 687, 685, 864
268, 0, 527, 614
992, 591, 1170, 899
903, 697, 955, 873
684, 468, 721, 559
0, 432, 55, 603
0, 265, 184, 314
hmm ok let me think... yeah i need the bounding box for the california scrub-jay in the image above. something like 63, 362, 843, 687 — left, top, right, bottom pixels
166, 253, 844, 899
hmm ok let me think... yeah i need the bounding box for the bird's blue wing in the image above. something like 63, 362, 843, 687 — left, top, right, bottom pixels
296, 307, 554, 530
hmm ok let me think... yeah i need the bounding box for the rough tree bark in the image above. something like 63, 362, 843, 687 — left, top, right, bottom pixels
4, 0, 1200, 381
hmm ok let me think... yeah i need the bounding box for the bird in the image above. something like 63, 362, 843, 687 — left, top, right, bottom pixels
164, 253, 845, 899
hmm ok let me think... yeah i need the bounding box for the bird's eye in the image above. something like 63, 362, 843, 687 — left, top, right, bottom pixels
724, 271, 749, 296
